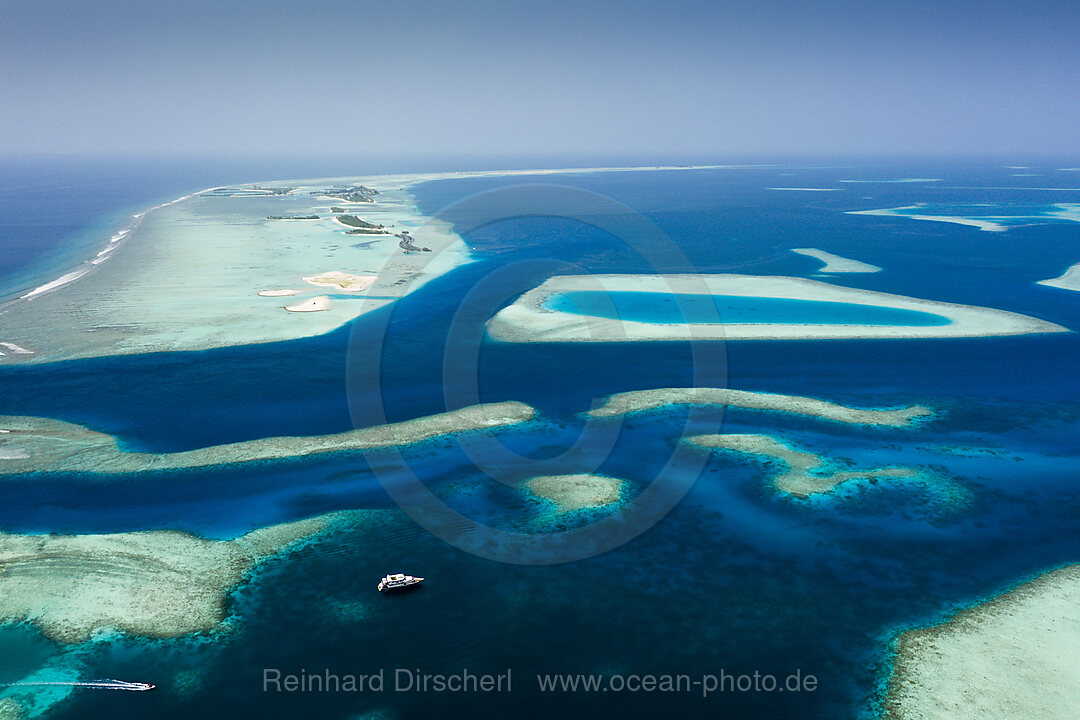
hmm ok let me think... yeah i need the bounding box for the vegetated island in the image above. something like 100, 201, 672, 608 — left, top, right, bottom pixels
317, 185, 380, 203
0, 511, 361, 644
207, 185, 294, 197
883, 563, 1080, 720
267, 215, 320, 220
335, 215, 390, 234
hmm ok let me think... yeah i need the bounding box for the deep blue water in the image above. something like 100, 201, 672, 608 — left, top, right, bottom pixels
544, 290, 953, 326
1, 158, 1080, 719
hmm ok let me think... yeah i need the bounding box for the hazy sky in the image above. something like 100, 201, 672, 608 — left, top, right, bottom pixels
1, 0, 1077, 157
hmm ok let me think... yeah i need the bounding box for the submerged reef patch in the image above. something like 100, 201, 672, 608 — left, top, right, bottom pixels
0, 512, 356, 644
587, 387, 933, 428
523, 474, 625, 514
686, 433, 919, 497
0, 402, 536, 475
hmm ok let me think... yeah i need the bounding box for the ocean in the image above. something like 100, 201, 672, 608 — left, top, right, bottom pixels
1, 157, 1079, 718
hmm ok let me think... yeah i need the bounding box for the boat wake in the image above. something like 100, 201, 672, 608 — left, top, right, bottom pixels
0, 679, 155, 691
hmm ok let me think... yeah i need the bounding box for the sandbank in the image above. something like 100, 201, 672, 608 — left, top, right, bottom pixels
0, 512, 356, 644
486, 274, 1067, 342
839, 178, 942, 184
883, 564, 1080, 720
586, 387, 933, 427
768, 187, 841, 192
0, 401, 536, 475
686, 433, 917, 497
303, 271, 378, 291
523, 474, 625, 513
846, 207, 1008, 232
1037, 261, 1080, 292
257, 289, 298, 297
285, 296, 330, 312
790, 248, 881, 273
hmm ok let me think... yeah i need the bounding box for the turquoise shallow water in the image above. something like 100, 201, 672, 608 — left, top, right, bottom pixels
544, 290, 953, 326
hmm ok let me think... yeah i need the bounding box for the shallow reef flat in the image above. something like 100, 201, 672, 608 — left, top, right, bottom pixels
486, 274, 1066, 342
0, 402, 535, 475
847, 202, 1080, 233
0, 511, 359, 644
0, 165, 725, 365
523, 473, 625, 513
0, 176, 471, 364
586, 387, 933, 428
884, 564, 1080, 720
790, 247, 881, 273
686, 433, 919, 497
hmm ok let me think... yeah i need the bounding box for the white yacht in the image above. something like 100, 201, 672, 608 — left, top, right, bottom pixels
378, 573, 424, 593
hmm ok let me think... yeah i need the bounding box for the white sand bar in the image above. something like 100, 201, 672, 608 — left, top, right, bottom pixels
285, 295, 330, 312
791, 248, 881, 273
884, 564, 1080, 720
486, 274, 1067, 342
687, 433, 917, 497
524, 474, 625, 513
846, 207, 1009, 232
1037, 261, 1080, 291
0, 401, 535, 475
258, 289, 298, 297
0, 511, 358, 644
587, 388, 932, 427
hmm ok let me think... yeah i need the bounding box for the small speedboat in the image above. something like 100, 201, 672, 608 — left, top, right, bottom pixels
378, 573, 423, 593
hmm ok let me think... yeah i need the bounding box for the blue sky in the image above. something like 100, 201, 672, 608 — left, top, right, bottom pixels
1, 0, 1077, 156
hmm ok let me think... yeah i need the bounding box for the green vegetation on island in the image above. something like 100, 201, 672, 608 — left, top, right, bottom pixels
317, 185, 380, 203
339, 215, 390, 232
330, 206, 345, 213
267, 214, 320, 220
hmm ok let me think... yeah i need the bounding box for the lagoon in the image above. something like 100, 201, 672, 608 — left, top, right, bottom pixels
544, 290, 953, 327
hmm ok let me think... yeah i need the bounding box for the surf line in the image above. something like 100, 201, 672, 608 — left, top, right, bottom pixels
0, 679, 156, 691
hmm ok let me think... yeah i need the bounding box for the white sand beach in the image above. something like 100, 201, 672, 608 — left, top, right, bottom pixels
791, 248, 881, 273
0, 402, 536, 475
486, 274, 1067, 342
884, 564, 1080, 720
285, 296, 331, 312
258, 289, 298, 297
1037, 261, 1080, 291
